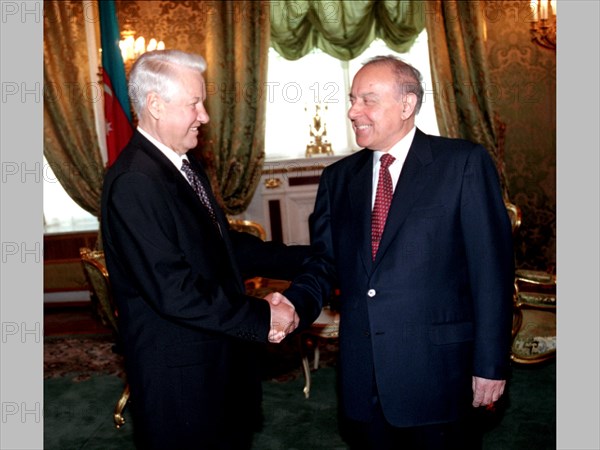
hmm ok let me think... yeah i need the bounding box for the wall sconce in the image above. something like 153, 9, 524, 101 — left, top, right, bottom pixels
530, 0, 556, 50
119, 31, 165, 62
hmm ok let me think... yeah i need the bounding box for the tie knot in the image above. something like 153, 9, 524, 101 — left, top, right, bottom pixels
181, 159, 195, 177
379, 153, 395, 169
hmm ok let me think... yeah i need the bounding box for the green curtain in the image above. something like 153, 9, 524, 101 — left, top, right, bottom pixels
271, 0, 425, 61
190, 1, 270, 215
425, 0, 509, 198
44, 1, 105, 218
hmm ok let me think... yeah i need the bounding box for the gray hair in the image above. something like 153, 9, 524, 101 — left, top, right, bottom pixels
362, 55, 424, 114
128, 49, 207, 117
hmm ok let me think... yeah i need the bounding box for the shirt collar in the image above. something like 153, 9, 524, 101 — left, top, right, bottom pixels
372, 126, 416, 168
137, 126, 187, 170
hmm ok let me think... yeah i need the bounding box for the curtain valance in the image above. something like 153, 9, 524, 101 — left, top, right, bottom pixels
271, 1, 425, 61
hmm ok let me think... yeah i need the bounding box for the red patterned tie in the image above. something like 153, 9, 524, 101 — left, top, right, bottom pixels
371, 153, 395, 260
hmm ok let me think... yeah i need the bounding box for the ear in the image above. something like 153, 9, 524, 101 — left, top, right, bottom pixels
146, 92, 163, 120
401, 93, 418, 120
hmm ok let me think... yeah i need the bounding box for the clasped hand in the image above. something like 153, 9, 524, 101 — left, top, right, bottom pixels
264, 292, 299, 343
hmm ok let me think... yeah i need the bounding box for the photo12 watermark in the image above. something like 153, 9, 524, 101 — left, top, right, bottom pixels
1, 1, 42, 24
2, 402, 42, 424
1, 321, 42, 344
1, 242, 42, 264
1, 81, 104, 105
1, 161, 104, 184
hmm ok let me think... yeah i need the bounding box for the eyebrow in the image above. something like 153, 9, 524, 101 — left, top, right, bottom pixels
349, 92, 378, 100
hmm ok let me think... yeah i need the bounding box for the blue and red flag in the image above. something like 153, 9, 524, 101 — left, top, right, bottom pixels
99, 0, 133, 166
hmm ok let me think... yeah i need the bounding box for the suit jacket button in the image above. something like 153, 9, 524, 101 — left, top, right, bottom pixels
367, 289, 376, 297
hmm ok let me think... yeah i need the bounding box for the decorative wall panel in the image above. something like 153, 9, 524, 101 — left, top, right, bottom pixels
483, 1, 556, 271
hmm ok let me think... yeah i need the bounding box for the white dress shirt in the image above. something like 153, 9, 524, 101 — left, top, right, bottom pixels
371, 126, 416, 209
137, 127, 192, 180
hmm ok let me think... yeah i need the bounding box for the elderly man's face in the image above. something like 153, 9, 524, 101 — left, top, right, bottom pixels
156, 68, 210, 155
348, 64, 414, 152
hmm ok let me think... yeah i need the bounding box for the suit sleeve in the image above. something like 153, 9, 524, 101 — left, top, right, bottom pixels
228, 229, 311, 281
105, 171, 271, 342
283, 169, 338, 331
460, 145, 515, 379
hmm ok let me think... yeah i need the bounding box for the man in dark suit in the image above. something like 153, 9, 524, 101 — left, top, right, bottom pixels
284, 56, 515, 449
101, 50, 317, 450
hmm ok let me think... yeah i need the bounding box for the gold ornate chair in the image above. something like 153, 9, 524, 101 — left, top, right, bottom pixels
505, 202, 556, 289
504, 203, 557, 364
515, 268, 556, 292
227, 218, 342, 397
227, 218, 343, 398
227, 218, 268, 292
80, 248, 117, 332
511, 273, 556, 364
299, 306, 339, 399
505, 201, 522, 235
79, 247, 130, 428
227, 218, 266, 241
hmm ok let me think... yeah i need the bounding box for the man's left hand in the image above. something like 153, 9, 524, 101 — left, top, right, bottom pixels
472, 376, 506, 408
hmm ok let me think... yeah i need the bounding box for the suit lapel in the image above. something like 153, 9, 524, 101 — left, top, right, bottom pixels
347, 151, 376, 273
136, 133, 198, 204
373, 129, 434, 266
132, 132, 245, 292
186, 155, 228, 232
186, 156, 245, 292
136, 133, 223, 234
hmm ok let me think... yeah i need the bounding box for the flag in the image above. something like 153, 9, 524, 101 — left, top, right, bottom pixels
99, 0, 133, 167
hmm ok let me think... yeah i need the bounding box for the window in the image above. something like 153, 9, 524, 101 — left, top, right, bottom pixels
264, 29, 439, 161
43, 156, 99, 233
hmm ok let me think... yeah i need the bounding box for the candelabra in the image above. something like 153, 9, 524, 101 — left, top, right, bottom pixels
305, 104, 333, 158
119, 31, 165, 63
530, 0, 556, 50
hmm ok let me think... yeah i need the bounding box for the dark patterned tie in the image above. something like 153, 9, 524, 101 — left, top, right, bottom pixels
181, 159, 218, 226
371, 153, 395, 260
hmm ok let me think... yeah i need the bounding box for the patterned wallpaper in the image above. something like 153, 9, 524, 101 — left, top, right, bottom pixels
116, 1, 210, 54
116, 0, 556, 272
483, 1, 556, 272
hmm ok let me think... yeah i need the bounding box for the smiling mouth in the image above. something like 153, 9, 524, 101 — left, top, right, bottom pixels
354, 124, 372, 132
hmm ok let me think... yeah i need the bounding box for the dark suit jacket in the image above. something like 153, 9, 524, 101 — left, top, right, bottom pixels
101, 131, 310, 449
285, 128, 514, 427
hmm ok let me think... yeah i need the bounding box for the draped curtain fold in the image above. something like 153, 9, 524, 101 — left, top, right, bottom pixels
192, 1, 270, 215
44, 1, 105, 218
425, 0, 509, 198
271, 0, 425, 61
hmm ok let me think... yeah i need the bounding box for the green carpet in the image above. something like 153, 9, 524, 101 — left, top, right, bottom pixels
44, 360, 556, 449
481, 362, 556, 450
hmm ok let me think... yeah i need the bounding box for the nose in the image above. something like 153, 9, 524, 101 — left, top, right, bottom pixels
348, 101, 360, 121
197, 103, 210, 124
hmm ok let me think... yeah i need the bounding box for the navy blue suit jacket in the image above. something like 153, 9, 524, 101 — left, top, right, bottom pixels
286, 128, 514, 427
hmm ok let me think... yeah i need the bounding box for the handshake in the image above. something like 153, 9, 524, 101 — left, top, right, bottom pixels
264, 292, 299, 344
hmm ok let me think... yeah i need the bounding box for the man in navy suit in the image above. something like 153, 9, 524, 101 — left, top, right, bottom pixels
284, 56, 514, 449
101, 50, 318, 449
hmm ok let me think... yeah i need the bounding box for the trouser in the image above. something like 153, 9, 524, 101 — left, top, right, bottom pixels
342, 395, 482, 450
